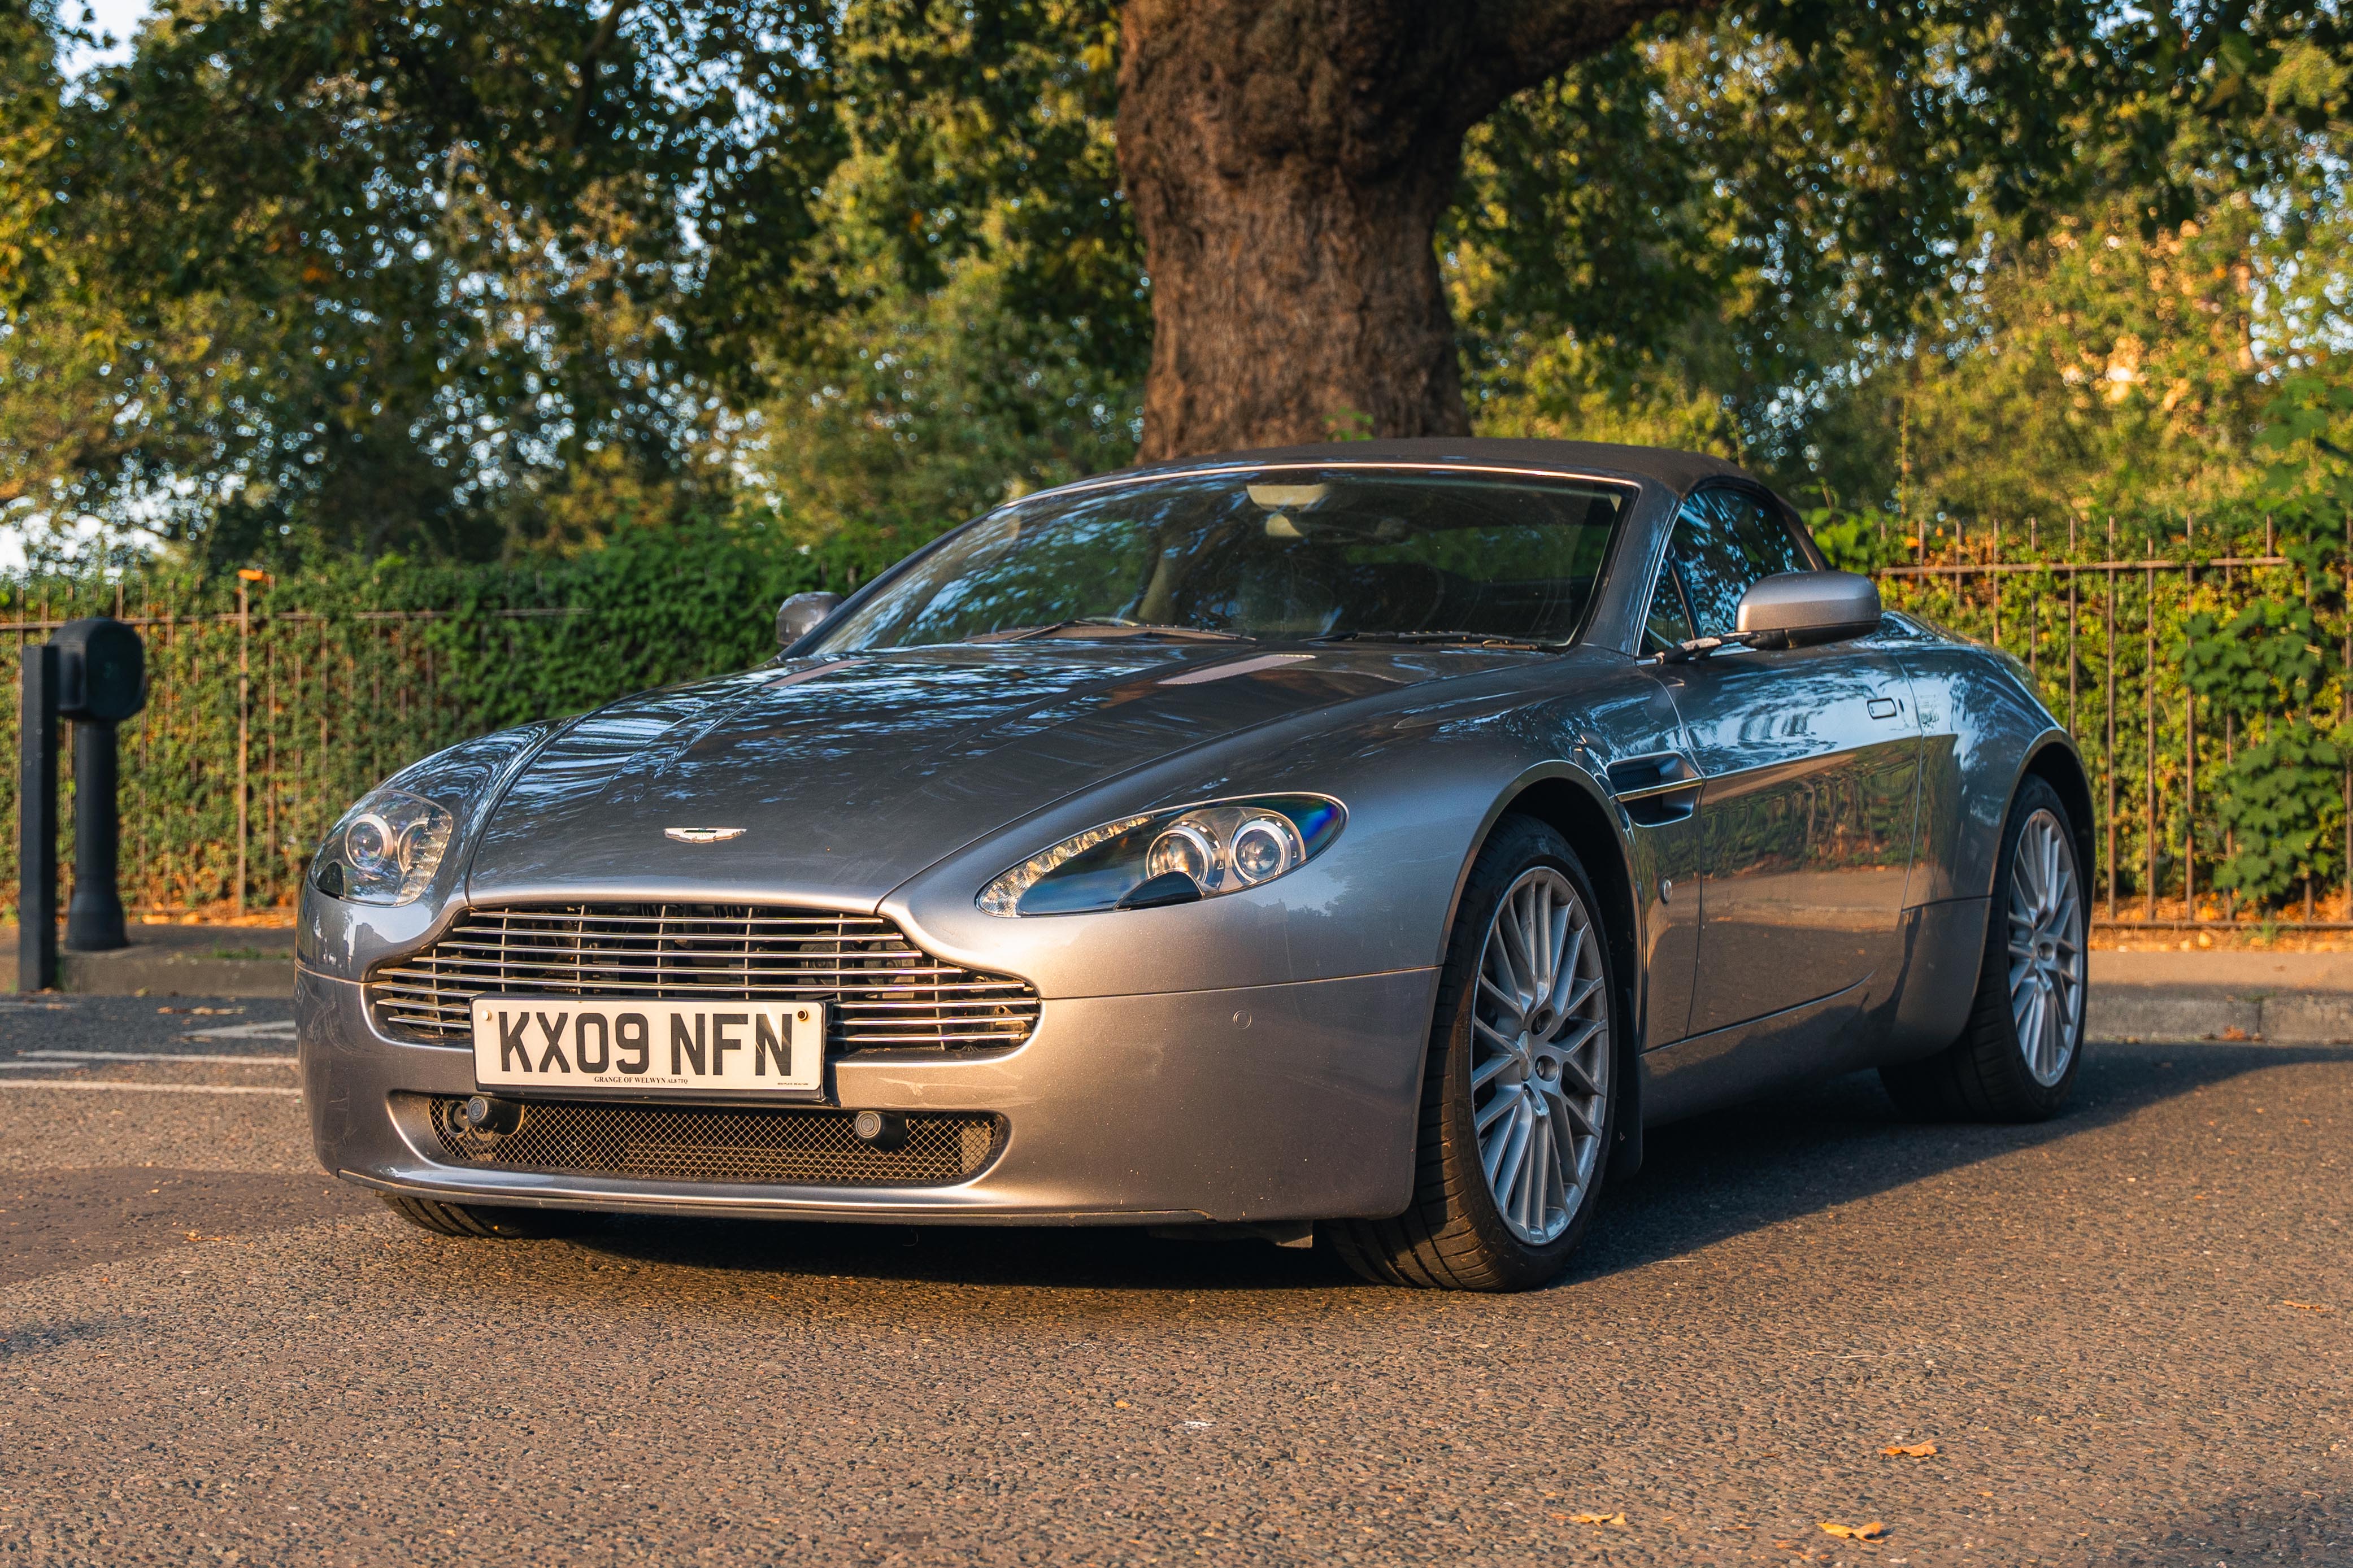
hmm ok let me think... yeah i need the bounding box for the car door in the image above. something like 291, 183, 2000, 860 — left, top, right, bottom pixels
1650, 487, 1922, 1039
1578, 665, 1709, 1050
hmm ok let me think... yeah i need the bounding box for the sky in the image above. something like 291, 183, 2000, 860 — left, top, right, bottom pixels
55, 0, 151, 76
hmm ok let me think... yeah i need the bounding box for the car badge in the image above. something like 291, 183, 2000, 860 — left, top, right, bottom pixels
664, 826, 746, 844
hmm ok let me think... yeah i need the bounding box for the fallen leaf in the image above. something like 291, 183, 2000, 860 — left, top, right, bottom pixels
1568, 1512, 1626, 1526
1114, 1400, 1130, 1408
1881, 1441, 1938, 1457
2285, 1300, 2334, 1313
1820, 1520, 1888, 1540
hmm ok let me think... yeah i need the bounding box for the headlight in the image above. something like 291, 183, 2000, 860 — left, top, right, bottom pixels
977, 795, 1345, 917
309, 789, 453, 904
307, 725, 549, 905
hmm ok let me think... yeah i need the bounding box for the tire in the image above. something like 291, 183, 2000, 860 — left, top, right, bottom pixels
1331, 816, 1620, 1291
1881, 774, 2087, 1122
379, 1192, 596, 1240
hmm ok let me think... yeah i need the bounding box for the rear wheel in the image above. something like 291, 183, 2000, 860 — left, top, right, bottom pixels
379, 1192, 597, 1239
1881, 774, 2087, 1122
1332, 817, 1618, 1291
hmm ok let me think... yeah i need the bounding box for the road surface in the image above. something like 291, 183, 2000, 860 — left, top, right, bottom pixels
1, 994, 2345, 1565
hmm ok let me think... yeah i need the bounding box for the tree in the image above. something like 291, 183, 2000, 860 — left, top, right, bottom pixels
2, 0, 842, 564
736, 0, 1146, 558
9, 0, 2350, 564
1116, 2, 2353, 463
1116, 3, 1675, 460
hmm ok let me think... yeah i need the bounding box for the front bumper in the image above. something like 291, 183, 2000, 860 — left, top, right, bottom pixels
298, 965, 1437, 1225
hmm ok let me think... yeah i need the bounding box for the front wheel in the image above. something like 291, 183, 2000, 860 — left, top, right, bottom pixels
1881, 774, 2087, 1122
1331, 816, 1619, 1291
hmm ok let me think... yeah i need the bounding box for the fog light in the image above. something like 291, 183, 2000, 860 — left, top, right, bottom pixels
851, 1109, 907, 1150
456, 1094, 521, 1135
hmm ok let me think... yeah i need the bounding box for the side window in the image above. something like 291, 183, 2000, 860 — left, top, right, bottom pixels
1642, 568, 1695, 654
1667, 489, 1812, 637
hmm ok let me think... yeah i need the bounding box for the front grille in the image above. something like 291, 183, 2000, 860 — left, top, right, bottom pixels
419, 1095, 1001, 1186
368, 904, 1040, 1053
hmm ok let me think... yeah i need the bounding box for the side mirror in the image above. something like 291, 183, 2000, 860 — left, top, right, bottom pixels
1735, 570, 1882, 648
776, 591, 843, 650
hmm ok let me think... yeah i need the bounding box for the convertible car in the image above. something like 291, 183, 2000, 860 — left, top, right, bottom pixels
295, 438, 2091, 1291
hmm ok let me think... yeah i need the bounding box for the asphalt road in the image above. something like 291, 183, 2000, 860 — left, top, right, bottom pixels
0, 995, 2346, 1566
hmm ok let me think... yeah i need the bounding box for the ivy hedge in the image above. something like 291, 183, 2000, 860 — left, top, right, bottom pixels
1, 525, 879, 916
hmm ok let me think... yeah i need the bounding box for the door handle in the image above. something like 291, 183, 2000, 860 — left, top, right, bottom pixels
1867, 696, 1902, 721
1607, 752, 1703, 826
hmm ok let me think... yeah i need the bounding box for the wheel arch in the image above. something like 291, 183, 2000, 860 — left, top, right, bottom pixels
1452, 763, 1648, 1177
2020, 731, 2097, 892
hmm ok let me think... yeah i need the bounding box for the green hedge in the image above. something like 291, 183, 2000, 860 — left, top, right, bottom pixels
1, 525, 881, 916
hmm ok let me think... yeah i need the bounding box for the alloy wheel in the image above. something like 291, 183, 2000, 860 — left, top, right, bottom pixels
1468, 866, 1610, 1244
2006, 807, 2085, 1086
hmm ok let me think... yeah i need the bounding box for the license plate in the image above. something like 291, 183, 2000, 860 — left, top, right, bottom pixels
470, 998, 825, 1095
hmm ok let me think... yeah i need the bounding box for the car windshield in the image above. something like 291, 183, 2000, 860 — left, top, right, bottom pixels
814, 467, 1634, 652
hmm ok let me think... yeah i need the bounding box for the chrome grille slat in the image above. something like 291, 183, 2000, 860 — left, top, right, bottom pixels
419, 939, 989, 968
369, 966, 1029, 990
367, 903, 1040, 1055
381, 1016, 1025, 1047
455, 913, 898, 930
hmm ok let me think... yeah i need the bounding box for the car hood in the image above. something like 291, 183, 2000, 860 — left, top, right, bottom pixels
464, 642, 1532, 907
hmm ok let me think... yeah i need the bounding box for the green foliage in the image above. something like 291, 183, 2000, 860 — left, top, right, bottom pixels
1454, 1, 2138, 468
2184, 602, 2330, 717
13, 1, 2351, 572
2179, 600, 2348, 900
1453, 7, 2353, 517
1802, 511, 1913, 574
731, 1, 1141, 563
2, 0, 842, 563
2259, 374, 2353, 511
2202, 721, 2346, 903
1876, 501, 2353, 914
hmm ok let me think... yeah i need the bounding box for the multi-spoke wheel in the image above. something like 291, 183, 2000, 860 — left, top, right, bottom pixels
1882, 776, 2089, 1122
1331, 816, 1620, 1290
1469, 867, 1610, 1245
2006, 806, 2085, 1086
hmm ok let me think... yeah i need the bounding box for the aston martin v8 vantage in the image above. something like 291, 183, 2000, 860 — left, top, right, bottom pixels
295, 438, 2093, 1290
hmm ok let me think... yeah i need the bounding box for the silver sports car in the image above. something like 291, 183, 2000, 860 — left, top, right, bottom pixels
296, 438, 2091, 1290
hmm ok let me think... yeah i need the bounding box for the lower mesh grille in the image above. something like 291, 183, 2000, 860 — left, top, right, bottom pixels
418, 1096, 1001, 1186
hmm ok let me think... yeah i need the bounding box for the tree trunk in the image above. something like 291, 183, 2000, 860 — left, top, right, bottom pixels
1117, 0, 1690, 463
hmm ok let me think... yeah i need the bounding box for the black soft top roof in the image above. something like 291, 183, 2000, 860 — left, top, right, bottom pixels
1107, 437, 1750, 498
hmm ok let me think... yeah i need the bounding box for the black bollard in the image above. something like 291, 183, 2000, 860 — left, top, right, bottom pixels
16, 645, 58, 991
51, 618, 146, 955
66, 717, 125, 950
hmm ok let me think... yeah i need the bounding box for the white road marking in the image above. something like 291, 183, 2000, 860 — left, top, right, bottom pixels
179, 1020, 299, 1040
0, 1081, 301, 1096
10, 1051, 298, 1065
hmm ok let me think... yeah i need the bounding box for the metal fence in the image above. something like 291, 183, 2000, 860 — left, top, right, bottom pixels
1870, 511, 2351, 933
2, 585, 606, 917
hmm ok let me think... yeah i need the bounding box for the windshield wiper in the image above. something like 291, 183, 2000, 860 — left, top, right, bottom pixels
1310, 629, 1571, 652
965, 618, 1251, 644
